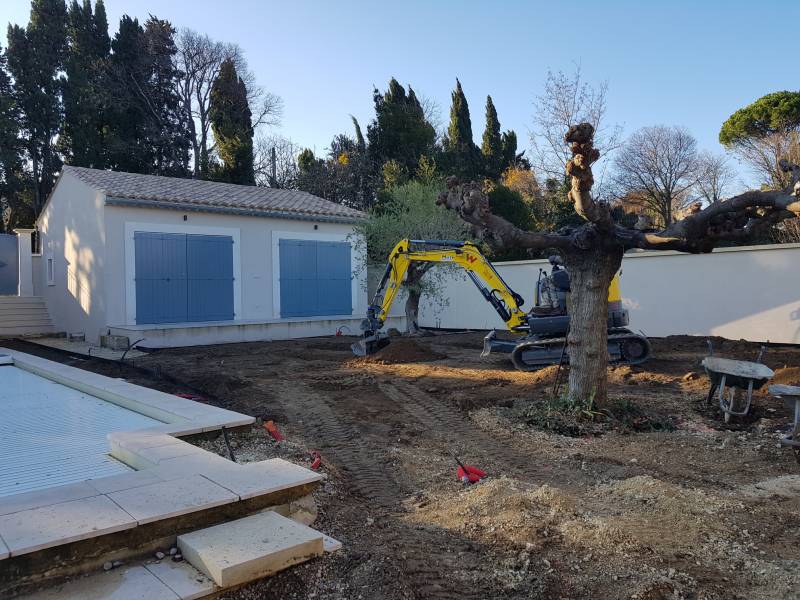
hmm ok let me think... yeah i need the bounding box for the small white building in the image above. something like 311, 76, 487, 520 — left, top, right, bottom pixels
31, 166, 377, 347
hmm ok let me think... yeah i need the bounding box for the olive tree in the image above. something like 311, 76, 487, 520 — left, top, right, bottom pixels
354, 180, 469, 333
437, 123, 800, 405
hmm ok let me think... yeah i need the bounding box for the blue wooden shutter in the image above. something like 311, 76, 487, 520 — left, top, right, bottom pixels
187, 234, 234, 321
279, 239, 352, 318
134, 232, 188, 324
316, 241, 352, 315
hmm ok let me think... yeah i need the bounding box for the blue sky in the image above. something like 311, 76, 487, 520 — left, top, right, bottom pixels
3, 0, 798, 186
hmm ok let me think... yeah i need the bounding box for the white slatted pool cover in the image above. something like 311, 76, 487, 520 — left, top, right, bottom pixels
0, 365, 161, 497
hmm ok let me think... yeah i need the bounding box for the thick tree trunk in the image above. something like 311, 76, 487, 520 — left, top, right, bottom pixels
564, 245, 623, 406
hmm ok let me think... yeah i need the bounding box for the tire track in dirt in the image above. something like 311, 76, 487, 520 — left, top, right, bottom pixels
381, 380, 552, 483
269, 379, 502, 600
271, 379, 401, 509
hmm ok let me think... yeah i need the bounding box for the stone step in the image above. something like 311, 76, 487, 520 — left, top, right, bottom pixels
177, 511, 330, 588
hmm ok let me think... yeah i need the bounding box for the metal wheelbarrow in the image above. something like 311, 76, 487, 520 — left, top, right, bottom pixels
701, 341, 773, 423
769, 384, 800, 463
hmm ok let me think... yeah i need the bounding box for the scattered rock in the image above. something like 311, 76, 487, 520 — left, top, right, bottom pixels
682, 371, 700, 381
103, 562, 113, 571
155, 551, 165, 560
112, 560, 123, 568
172, 554, 183, 562
169, 547, 178, 556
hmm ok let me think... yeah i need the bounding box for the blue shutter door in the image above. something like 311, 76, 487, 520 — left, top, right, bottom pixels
316, 241, 352, 315
187, 235, 234, 321
135, 232, 234, 324
279, 239, 352, 318
134, 232, 188, 324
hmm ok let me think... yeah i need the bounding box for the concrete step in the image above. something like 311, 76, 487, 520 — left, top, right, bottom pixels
0, 324, 56, 336
0, 308, 51, 317
0, 296, 47, 305
0, 313, 52, 322
178, 511, 330, 588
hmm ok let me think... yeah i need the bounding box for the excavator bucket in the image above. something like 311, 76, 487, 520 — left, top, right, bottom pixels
351, 334, 391, 357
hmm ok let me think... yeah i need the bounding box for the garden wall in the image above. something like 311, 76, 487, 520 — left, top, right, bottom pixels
418, 243, 800, 344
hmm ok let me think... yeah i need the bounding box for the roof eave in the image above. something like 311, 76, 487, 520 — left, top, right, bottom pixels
104, 197, 366, 224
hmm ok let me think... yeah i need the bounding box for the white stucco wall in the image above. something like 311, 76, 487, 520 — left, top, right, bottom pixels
103, 205, 367, 329
36, 173, 107, 341
418, 244, 800, 344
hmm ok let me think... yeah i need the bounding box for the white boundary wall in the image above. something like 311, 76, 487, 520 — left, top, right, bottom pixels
418, 243, 800, 344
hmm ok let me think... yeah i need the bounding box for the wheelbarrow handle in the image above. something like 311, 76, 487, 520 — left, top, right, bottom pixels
756, 343, 768, 364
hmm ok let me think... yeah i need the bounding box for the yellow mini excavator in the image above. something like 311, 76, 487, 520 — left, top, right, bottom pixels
351, 239, 650, 371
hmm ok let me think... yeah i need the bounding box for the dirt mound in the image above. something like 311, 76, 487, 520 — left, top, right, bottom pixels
354, 339, 446, 364
408, 477, 574, 548
771, 366, 800, 387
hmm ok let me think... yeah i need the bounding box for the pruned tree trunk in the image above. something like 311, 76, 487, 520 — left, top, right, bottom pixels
564, 245, 623, 406
405, 286, 422, 334
403, 263, 428, 335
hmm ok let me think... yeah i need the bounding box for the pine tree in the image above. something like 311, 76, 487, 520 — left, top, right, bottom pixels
481, 95, 503, 179
6, 0, 68, 214
442, 79, 481, 179
61, 0, 111, 168
209, 58, 254, 184
366, 78, 435, 175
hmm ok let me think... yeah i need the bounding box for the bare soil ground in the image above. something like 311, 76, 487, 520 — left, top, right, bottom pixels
7, 333, 800, 599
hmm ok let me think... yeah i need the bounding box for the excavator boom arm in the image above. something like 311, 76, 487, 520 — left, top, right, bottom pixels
365, 239, 528, 333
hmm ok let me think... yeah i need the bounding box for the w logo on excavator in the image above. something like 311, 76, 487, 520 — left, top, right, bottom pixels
466, 254, 477, 263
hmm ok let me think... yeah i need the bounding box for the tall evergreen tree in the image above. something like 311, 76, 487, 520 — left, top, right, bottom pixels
143, 17, 191, 176
106, 15, 190, 176
366, 78, 435, 175
481, 95, 503, 179
442, 79, 481, 179
501, 130, 519, 170
209, 58, 254, 185
0, 45, 30, 231
61, 0, 110, 168
6, 0, 68, 214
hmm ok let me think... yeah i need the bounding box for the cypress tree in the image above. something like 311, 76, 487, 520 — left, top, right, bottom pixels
0, 45, 29, 230
481, 95, 503, 179
6, 0, 68, 214
106, 15, 190, 176
366, 78, 435, 175
443, 79, 480, 179
61, 0, 111, 168
209, 58, 254, 185
501, 130, 518, 171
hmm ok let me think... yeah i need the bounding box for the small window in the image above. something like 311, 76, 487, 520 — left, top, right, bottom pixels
46, 254, 54, 286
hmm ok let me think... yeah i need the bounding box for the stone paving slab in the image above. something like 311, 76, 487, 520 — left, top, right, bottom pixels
107, 475, 238, 525
86, 470, 163, 495
201, 459, 325, 500
145, 559, 218, 600
0, 495, 136, 556
19, 565, 179, 600
0, 481, 99, 516
178, 510, 324, 587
